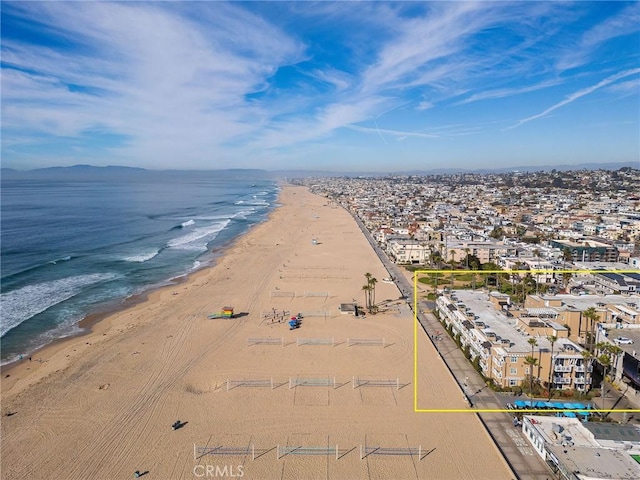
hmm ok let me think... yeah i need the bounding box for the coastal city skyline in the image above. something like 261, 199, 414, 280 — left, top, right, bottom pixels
2, 1, 639, 172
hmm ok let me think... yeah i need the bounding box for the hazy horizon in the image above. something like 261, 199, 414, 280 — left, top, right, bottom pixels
2, 1, 639, 171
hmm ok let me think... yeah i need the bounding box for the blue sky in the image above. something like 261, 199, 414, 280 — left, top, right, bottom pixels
1, 1, 639, 172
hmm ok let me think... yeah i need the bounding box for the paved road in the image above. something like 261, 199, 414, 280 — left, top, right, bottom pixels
349, 211, 551, 480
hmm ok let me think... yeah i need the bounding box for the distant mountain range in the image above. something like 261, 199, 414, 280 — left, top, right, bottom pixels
1, 165, 268, 180
2, 161, 637, 179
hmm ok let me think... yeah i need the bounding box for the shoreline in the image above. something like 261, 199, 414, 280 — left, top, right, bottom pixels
0, 194, 280, 380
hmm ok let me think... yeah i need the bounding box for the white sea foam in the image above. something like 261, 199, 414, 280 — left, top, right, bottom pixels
167, 219, 231, 251
48, 255, 72, 265
246, 200, 269, 207
123, 250, 159, 263
0, 273, 118, 337
181, 219, 195, 227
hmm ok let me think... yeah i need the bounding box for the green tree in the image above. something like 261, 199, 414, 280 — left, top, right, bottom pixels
363, 273, 378, 313
362, 283, 371, 310
547, 335, 557, 400
489, 227, 504, 239
533, 249, 542, 295
561, 247, 573, 291
597, 351, 611, 410
607, 344, 623, 379
579, 350, 593, 400
527, 338, 538, 396
369, 276, 378, 311
597, 342, 623, 385
583, 307, 599, 353
524, 355, 539, 397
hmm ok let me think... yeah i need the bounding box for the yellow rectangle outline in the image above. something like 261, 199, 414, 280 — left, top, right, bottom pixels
413, 268, 640, 413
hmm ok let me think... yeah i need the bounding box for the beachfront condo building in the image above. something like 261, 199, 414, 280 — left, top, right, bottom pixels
436, 290, 593, 392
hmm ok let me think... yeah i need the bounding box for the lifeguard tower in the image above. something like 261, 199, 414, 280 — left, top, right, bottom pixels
208, 306, 234, 319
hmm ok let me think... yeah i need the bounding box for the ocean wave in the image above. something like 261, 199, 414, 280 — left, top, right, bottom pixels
48, 255, 72, 265
167, 219, 231, 251
170, 219, 196, 230
235, 199, 269, 207
0, 272, 119, 337
122, 250, 160, 263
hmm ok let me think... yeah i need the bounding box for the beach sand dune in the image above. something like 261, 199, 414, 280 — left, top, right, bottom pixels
1, 185, 512, 479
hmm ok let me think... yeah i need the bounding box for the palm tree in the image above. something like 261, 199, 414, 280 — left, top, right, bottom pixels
607, 344, 623, 379
533, 248, 542, 295
362, 284, 371, 311
527, 337, 538, 397
524, 355, 539, 397
369, 276, 378, 310
464, 248, 471, 269
561, 247, 573, 291
547, 335, 557, 400
522, 272, 534, 304
583, 307, 598, 353
363, 273, 377, 313
579, 350, 593, 400
597, 351, 612, 410
597, 342, 624, 385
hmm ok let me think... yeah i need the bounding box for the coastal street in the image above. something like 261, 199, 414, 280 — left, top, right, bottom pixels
351, 210, 551, 480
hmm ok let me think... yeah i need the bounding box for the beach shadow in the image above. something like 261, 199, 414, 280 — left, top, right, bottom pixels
333, 341, 345, 347
333, 380, 351, 389
172, 421, 188, 430
253, 446, 276, 460
272, 381, 289, 389
337, 446, 357, 459
383, 342, 395, 348
232, 312, 249, 319
420, 447, 436, 460
5, 411, 17, 417
397, 382, 412, 390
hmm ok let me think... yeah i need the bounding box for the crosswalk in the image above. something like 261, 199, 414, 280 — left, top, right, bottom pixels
506, 427, 535, 455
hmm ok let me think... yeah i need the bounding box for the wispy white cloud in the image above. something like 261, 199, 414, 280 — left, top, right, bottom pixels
1, 1, 637, 169
416, 101, 434, 111
509, 68, 640, 129
1, 2, 305, 167
347, 125, 438, 140
556, 2, 640, 71
459, 79, 564, 105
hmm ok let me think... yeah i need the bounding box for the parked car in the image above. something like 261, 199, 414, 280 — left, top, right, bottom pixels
614, 336, 633, 345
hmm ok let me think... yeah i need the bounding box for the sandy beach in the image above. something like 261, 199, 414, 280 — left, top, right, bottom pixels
1, 185, 513, 480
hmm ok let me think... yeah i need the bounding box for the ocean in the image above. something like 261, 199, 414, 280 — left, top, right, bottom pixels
0, 168, 279, 364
